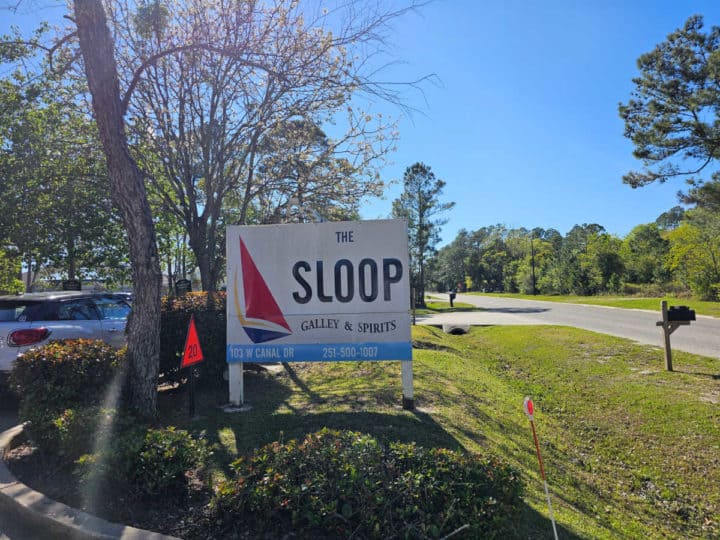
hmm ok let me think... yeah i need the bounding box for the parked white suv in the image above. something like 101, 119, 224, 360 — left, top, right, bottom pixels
0, 291, 131, 380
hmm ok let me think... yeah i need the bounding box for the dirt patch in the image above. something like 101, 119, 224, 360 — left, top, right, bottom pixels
4, 443, 82, 509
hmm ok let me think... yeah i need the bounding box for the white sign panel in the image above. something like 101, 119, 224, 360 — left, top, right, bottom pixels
226, 220, 412, 363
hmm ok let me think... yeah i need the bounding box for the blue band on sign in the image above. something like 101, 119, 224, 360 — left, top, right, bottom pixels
227, 342, 412, 363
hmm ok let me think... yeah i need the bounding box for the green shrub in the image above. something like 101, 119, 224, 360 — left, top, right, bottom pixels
10, 339, 122, 414
160, 292, 226, 390
131, 427, 210, 497
10, 339, 124, 451
21, 406, 103, 460
77, 424, 210, 501
211, 428, 523, 539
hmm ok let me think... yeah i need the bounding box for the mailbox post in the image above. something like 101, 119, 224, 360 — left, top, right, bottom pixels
656, 301, 695, 371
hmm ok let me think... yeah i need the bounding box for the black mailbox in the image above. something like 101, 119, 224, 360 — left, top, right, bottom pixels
668, 305, 695, 322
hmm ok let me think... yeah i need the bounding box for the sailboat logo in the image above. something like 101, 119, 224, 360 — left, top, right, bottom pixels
233, 237, 292, 343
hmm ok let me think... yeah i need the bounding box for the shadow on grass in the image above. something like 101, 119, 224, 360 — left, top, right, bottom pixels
512, 503, 584, 540
482, 307, 550, 314
430, 306, 482, 313
162, 366, 463, 467
282, 362, 327, 404
241, 371, 462, 453
415, 308, 482, 316
674, 368, 720, 380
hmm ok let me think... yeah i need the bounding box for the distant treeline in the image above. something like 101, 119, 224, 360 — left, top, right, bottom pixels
427, 206, 720, 301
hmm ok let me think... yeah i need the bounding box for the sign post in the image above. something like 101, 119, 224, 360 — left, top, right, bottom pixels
523, 397, 559, 540
181, 315, 204, 417
226, 220, 412, 408
401, 360, 414, 410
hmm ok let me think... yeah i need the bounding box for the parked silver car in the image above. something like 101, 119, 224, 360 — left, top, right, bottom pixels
0, 291, 131, 379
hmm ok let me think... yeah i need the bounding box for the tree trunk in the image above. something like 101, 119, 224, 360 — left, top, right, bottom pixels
417, 252, 426, 308
188, 226, 217, 292
74, 0, 162, 421
167, 254, 173, 296
67, 235, 76, 281
25, 254, 32, 291
181, 233, 187, 279
195, 248, 214, 292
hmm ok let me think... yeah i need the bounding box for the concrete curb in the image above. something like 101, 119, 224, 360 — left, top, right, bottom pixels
0, 424, 180, 539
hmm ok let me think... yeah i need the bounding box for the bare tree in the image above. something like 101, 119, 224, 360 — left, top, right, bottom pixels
111, 0, 421, 290
254, 118, 384, 224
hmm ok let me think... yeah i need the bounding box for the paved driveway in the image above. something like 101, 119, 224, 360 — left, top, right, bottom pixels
0, 401, 17, 434
420, 294, 720, 359
0, 397, 20, 539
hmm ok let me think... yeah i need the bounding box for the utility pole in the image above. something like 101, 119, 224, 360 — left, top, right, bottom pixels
530, 234, 537, 296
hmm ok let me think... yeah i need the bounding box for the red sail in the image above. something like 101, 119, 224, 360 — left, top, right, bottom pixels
240, 237, 291, 332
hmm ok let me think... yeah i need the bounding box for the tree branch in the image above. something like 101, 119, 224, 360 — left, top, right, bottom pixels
120, 43, 283, 116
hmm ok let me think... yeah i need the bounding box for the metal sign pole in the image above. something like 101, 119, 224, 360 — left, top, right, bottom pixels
181, 315, 204, 416
228, 363, 244, 406
401, 359, 414, 410
188, 367, 196, 417
523, 397, 559, 540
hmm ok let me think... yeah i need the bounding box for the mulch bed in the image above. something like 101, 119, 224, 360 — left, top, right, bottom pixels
4, 440, 212, 539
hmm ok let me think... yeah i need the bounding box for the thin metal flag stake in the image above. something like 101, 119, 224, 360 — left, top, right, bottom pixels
523, 396, 559, 540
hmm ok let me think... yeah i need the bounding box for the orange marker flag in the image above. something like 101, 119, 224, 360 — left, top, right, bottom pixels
181, 315, 204, 368
523, 396, 558, 540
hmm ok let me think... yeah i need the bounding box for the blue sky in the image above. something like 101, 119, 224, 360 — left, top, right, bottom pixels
358, 0, 720, 244
4, 1, 720, 245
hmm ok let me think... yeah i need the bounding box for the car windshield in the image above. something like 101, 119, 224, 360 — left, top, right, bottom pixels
93, 296, 131, 320
0, 300, 46, 322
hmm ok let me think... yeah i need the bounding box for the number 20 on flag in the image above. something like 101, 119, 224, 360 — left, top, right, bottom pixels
181, 315, 204, 368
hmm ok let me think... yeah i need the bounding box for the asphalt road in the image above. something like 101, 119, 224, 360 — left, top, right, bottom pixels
420, 293, 720, 359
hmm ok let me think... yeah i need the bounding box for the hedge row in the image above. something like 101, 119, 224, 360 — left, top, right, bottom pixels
210, 428, 523, 539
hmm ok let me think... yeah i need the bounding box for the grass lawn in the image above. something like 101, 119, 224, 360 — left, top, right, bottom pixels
161, 326, 719, 539
414, 300, 477, 315
466, 292, 720, 318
